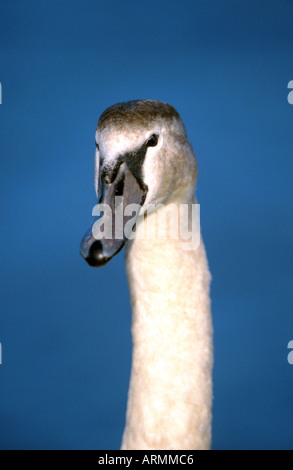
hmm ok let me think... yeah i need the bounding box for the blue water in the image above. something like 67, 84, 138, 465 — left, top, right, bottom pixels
0, 0, 292, 449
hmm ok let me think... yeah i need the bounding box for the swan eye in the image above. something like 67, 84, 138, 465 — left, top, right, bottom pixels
96, 143, 100, 151
146, 134, 158, 147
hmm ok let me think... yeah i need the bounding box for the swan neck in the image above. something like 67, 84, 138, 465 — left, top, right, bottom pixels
121, 201, 213, 450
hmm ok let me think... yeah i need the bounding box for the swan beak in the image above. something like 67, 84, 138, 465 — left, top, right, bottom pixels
80, 162, 146, 267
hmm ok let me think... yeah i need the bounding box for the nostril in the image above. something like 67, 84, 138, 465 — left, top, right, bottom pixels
115, 178, 124, 197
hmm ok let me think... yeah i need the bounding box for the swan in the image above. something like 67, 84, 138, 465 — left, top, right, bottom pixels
80, 100, 213, 450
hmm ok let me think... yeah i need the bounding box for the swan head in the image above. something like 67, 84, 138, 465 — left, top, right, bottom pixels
80, 100, 198, 267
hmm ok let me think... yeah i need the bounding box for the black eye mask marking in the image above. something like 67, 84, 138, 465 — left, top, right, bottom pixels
124, 144, 148, 194
100, 139, 151, 194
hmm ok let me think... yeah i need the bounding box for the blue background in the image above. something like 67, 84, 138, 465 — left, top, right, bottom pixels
0, 0, 293, 450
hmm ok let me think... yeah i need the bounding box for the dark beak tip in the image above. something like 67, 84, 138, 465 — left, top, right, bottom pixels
80, 238, 111, 268
85, 256, 110, 268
